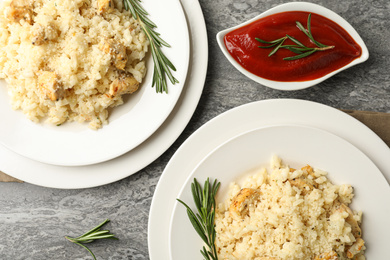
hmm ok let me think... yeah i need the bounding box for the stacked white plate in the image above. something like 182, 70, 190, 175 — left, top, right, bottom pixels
149, 99, 390, 259
0, 0, 208, 188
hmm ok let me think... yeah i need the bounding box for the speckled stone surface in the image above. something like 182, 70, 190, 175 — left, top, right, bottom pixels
0, 0, 389, 259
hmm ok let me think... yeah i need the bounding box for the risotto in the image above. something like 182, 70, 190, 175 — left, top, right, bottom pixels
215, 156, 365, 260
0, 0, 148, 129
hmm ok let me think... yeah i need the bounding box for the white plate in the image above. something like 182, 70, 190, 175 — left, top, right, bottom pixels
216, 2, 369, 91
169, 125, 390, 259
148, 99, 390, 260
0, 0, 208, 187
0, 0, 189, 166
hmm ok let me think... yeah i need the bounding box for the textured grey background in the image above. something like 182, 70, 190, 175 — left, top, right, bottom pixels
1, 0, 389, 259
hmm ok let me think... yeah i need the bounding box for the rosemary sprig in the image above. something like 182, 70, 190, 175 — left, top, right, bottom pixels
296, 14, 327, 48
256, 13, 335, 60
177, 178, 221, 260
65, 219, 118, 260
123, 0, 178, 93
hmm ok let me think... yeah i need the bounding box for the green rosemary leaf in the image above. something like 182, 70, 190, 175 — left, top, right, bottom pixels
279, 44, 309, 49
258, 44, 279, 49
257, 37, 287, 49
160, 49, 175, 65
258, 42, 279, 47
307, 13, 312, 37
283, 49, 317, 60
130, 0, 148, 16
83, 230, 110, 237
296, 20, 311, 39
283, 46, 304, 54
286, 34, 305, 47
313, 39, 328, 49
74, 242, 97, 260
150, 45, 162, 76
207, 212, 215, 237
282, 45, 315, 54
204, 178, 210, 211
188, 210, 209, 244
158, 51, 177, 83
208, 249, 216, 260
192, 180, 203, 214
79, 219, 109, 238
146, 28, 165, 46
212, 180, 220, 197
84, 234, 117, 240
201, 247, 211, 260
177, 198, 208, 244
268, 37, 287, 57
255, 37, 285, 44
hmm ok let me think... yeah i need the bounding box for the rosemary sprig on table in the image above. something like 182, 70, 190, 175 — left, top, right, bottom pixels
177, 178, 221, 260
256, 13, 334, 60
65, 219, 118, 260
123, 0, 178, 93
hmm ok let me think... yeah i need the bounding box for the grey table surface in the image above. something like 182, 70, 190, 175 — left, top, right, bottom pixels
0, 0, 389, 259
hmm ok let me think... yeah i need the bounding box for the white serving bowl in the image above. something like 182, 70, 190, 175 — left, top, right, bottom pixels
216, 2, 369, 91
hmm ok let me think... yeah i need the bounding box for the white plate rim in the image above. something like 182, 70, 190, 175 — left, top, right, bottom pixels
0, 0, 190, 166
148, 98, 390, 260
216, 2, 369, 91
168, 124, 390, 259
0, 0, 208, 188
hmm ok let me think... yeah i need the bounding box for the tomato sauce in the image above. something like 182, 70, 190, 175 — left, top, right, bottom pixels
224, 11, 362, 82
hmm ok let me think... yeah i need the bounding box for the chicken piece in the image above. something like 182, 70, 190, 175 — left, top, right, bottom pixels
229, 188, 260, 220
332, 202, 362, 239
97, 0, 115, 14
6, 0, 33, 24
31, 23, 58, 46
112, 43, 127, 70
313, 251, 338, 260
343, 204, 362, 239
37, 71, 64, 101
109, 73, 139, 97
288, 177, 317, 195
346, 238, 364, 259
99, 39, 128, 70
79, 3, 95, 19
301, 165, 315, 177
256, 258, 279, 260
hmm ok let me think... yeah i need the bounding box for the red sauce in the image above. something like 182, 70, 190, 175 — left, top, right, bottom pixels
224, 11, 362, 82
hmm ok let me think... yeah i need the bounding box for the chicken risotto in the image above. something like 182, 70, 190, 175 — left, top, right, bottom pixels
215, 156, 365, 260
0, 0, 148, 129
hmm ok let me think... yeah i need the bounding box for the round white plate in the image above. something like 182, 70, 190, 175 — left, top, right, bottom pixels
0, 0, 189, 166
0, 0, 208, 187
148, 99, 390, 260
169, 125, 390, 259
216, 2, 369, 91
